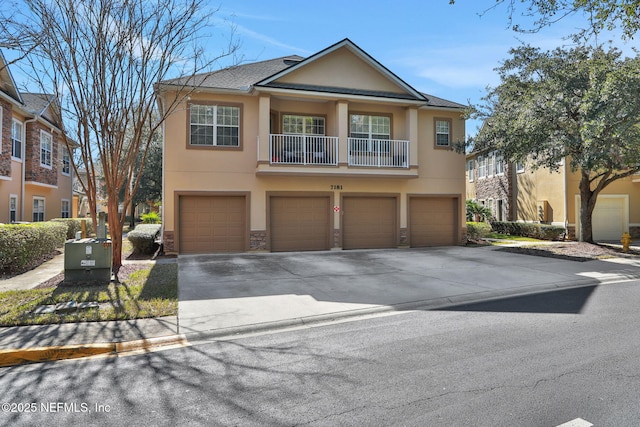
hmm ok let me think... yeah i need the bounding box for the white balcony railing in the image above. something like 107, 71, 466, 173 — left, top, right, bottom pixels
348, 138, 409, 168
270, 134, 338, 166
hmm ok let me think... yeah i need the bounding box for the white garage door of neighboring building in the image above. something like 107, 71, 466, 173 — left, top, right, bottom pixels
592, 196, 627, 241
179, 195, 246, 253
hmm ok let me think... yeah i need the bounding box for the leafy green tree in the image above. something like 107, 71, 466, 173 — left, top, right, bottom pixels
473, 44, 640, 242
466, 200, 493, 222
450, 0, 640, 39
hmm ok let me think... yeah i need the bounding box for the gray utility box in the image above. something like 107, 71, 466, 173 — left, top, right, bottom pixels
64, 239, 112, 284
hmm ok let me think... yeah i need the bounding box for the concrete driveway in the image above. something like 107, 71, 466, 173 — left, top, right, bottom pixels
177, 246, 640, 338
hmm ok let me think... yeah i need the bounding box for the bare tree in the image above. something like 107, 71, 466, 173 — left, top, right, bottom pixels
0, 0, 237, 271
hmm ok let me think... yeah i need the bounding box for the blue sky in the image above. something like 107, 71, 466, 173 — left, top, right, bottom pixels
4, 0, 633, 137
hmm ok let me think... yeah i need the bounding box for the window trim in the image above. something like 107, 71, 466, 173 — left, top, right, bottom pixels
40, 130, 53, 168
487, 152, 495, 177
516, 161, 525, 173
495, 153, 504, 176
187, 102, 242, 150
467, 159, 475, 182
477, 155, 486, 179
33, 197, 45, 222
11, 119, 23, 161
61, 147, 70, 176
349, 112, 393, 153
9, 194, 18, 223
434, 117, 452, 148
61, 199, 70, 218
282, 113, 327, 136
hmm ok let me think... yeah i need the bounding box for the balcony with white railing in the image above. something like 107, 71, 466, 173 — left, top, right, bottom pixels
270, 134, 338, 166
348, 138, 409, 168
258, 134, 416, 177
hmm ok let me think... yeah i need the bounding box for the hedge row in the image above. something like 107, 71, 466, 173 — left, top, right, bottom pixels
490, 221, 566, 241
466, 222, 492, 240
127, 224, 162, 255
0, 222, 67, 274
51, 218, 95, 240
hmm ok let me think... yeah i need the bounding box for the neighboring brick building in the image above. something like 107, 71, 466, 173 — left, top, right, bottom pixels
0, 51, 74, 223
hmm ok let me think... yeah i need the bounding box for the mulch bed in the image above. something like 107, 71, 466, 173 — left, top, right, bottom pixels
495, 242, 640, 262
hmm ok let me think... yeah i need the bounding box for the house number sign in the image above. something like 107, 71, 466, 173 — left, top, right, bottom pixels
330, 185, 343, 190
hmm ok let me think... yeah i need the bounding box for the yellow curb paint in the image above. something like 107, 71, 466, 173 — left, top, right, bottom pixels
0, 344, 115, 367
115, 335, 189, 353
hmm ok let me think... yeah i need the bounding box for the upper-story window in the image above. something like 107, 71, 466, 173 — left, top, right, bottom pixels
189, 104, 240, 147
40, 131, 53, 167
12, 120, 23, 159
495, 153, 504, 175
350, 114, 390, 152
435, 118, 452, 148
61, 199, 70, 218
487, 153, 495, 177
61, 147, 70, 175
516, 161, 525, 173
467, 159, 475, 182
283, 115, 325, 135
477, 155, 486, 178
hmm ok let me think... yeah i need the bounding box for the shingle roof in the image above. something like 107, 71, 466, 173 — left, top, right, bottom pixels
21, 93, 60, 127
160, 47, 465, 109
162, 56, 304, 90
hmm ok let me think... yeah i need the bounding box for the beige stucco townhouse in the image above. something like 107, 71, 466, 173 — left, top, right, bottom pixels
157, 39, 467, 254
0, 51, 74, 224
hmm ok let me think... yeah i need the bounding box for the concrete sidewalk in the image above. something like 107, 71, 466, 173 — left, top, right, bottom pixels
2, 244, 640, 366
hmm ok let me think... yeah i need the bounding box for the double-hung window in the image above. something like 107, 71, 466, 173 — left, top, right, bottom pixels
190, 104, 240, 147
435, 118, 451, 147
495, 153, 504, 175
487, 153, 495, 177
33, 197, 45, 222
40, 131, 52, 167
350, 114, 390, 152
12, 120, 22, 159
467, 160, 475, 182
61, 200, 70, 218
10, 195, 17, 222
477, 155, 486, 178
62, 148, 70, 175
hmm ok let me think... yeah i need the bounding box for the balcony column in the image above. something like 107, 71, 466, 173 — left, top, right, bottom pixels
406, 107, 418, 167
336, 101, 349, 166
258, 95, 271, 163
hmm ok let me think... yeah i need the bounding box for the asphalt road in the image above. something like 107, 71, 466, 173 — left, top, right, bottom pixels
2, 280, 640, 426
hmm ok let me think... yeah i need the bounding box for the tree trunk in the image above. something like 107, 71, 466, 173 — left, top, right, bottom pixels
107, 196, 123, 271
578, 171, 597, 243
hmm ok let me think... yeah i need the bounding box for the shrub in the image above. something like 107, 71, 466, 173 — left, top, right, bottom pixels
466, 200, 493, 222
141, 211, 161, 224
466, 222, 492, 240
127, 224, 162, 254
0, 222, 67, 274
490, 221, 565, 241
51, 218, 95, 239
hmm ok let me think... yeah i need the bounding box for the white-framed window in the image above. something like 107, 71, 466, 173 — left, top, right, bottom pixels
516, 161, 525, 173
487, 152, 495, 177
61, 199, 70, 218
350, 114, 391, 152
33, 197, 45, 222
11, 119, 23, 160
189, 104, 240, 147
40, 130, 53, 167
435, 118, 451, 147
61, 147, 70, 175
283, 115, 325, 135
467, 159, 475, 182
495, 153, 504, 175
9, 195, 17, 223
477, 155, 486, 178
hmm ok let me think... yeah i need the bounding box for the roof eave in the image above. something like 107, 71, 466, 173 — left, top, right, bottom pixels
254, 85, 426, 105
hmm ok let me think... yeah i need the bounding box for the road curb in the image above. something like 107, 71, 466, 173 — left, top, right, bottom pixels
0, 334, 189, 368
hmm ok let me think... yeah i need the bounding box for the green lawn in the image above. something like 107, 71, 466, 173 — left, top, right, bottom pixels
0, 263, 177, 326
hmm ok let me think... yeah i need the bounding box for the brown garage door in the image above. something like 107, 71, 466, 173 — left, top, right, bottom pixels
270, 196, 331, 252
179, 196, 246, 253
410, 197, 458, 247
343, 197, 396, 249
